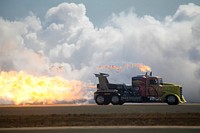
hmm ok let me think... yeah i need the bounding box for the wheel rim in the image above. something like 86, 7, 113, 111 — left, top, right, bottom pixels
96, 95, 104, 104
111, 95, 119, 104
167, 95, 176, 104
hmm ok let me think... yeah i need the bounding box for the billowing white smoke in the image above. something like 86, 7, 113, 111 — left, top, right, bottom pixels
0, 3, 200, 102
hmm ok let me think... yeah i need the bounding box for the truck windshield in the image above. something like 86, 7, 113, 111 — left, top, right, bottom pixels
158, 78, 163, 85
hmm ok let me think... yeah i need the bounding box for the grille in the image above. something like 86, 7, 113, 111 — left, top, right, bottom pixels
180, 87, 182, 96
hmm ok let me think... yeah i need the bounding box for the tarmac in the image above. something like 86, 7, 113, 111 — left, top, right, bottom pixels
0, 126, 200, 133
0, 103, 199, 115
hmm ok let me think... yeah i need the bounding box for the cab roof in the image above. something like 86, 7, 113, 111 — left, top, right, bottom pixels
133, 75, 161, 79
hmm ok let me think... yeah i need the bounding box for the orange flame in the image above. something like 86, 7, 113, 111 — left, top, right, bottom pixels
0, 71, 90, 105
134, 63, 152, 72
96, 63, 151, 72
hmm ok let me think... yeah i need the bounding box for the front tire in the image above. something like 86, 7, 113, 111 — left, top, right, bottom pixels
166, 95, 178, 105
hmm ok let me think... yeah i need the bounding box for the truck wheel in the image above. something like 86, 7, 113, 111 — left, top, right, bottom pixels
111, 95, 120, 105
95, 95, 110, 105
95, 95, 105, 105
166, 95, 178, 105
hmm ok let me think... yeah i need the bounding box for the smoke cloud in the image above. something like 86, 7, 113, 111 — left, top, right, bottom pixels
0, 3, 200, 102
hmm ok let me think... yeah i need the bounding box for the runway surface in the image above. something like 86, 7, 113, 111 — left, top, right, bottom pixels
0, 126, 200, 133
0, 103, 199, 128
0, 103, 199, 115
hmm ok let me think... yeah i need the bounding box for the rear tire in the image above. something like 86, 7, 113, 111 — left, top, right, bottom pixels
95, 95, 105, 105
166, 95, 178, 105
95, 95, 110, 105
111, 95, 120, 105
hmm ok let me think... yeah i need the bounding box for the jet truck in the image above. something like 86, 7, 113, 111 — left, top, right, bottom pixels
94, 72, 186, 105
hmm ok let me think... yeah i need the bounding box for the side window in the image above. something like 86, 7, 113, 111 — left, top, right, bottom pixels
150, 79, 158, 85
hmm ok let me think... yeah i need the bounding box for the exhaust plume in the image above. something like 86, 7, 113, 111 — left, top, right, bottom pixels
96, 63, 151, 72
134, 63, 151, 72
0, 71, 92, 105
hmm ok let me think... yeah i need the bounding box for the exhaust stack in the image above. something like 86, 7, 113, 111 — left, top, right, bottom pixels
150, 71, 152, 76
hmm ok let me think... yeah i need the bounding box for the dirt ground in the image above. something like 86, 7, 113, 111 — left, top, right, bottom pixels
0, 113, 199, 127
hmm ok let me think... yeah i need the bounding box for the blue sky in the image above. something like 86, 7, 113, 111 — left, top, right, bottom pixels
0, 0, 200, 27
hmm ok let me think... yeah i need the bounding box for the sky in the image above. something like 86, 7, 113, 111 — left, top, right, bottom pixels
1, 0, 200, 27
0, 0, 200, 103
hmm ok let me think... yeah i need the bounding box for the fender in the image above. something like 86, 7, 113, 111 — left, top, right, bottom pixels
161, 92, 185, 103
